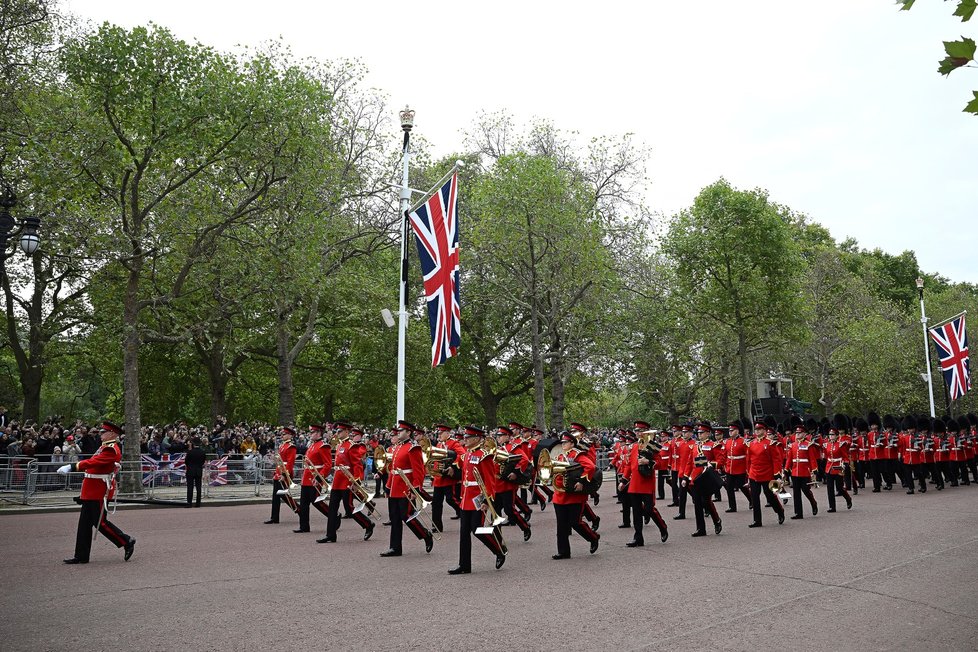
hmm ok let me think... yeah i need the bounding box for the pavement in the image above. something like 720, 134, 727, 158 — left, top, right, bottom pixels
2, 482, 977, 651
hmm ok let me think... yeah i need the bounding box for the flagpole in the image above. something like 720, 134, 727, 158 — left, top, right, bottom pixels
929, 310, 968, 331
396, 107, 415, 423
916, 277, 936, 419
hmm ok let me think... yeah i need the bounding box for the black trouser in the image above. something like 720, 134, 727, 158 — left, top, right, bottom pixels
514, 490, 531, 517
327, 489, 371, 538
495, 489, 529, 535
554, 502, 596, 557
825, 474, 850, 509
298, 485, 328, 531
620, 488, 632, 526
73, 499, 129, 562
869, 459, 884, 490
676, 479, 688, 517
270, 479, 297, 522
749, 479, 784, 525
457, 508, 504, 570
432, 484, 461, 532
724, 473, 750, 511
387, 496, 429, 553
790, 476, 817, 517
692, 485, 720, 533
656, 470, 668, 500
882, 458, 897, 487
967, 458, 978, 483
629, 493, 667, 544
670, 471, 679, 504
186, 472, 202, 506
855, 460, 867, 487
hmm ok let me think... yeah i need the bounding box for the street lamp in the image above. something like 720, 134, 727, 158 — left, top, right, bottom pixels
916, 276, 936, 418
0, 180, 41, 264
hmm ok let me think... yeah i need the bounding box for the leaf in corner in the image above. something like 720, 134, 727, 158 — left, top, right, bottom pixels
953, 0, 976, 22
964, 91, 978, 115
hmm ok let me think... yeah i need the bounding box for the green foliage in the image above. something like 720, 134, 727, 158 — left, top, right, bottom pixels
900, 0, 977, 114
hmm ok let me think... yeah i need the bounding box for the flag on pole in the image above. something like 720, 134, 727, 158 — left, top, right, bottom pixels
408, 171, 460, 366
929, 313, 971, 400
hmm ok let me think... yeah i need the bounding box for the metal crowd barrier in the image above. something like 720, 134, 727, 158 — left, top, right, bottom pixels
0, 454, 271, 507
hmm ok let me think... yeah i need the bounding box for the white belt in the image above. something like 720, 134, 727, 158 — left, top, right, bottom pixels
463, 481, 478, 487
397, 469, 412, 474
309, 464, 325, 470
728, 455, 745, 460
84, 473, 113, 481
828, 458, 843, 463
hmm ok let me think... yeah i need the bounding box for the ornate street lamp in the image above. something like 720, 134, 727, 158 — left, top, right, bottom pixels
0, 179, 41, 264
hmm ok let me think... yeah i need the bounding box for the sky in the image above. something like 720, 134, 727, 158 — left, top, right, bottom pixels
63, 1, 978, 284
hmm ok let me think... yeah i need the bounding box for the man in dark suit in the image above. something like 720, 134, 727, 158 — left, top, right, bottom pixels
184, 437, 207, 507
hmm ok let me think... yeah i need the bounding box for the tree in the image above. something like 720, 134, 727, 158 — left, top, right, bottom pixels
899, 0, 978, 115
662, 179, 807, 408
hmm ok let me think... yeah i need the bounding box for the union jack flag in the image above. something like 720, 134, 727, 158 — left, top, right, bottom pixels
408, 171, 461, 367
207, 455, 229, 486
140, 453, 186, 486
929, 314, 971, 401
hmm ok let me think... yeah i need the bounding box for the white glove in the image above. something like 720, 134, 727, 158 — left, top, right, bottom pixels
57, 464, 72, 475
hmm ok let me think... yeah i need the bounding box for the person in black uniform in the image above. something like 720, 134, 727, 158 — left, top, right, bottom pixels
184, 437, 207, 507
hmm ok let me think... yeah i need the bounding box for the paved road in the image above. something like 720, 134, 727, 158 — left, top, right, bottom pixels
2, 483, 977, 651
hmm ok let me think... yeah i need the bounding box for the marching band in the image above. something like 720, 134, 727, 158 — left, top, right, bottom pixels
246, 412, 978, 572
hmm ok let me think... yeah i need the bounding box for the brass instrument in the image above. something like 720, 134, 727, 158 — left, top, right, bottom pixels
273, 450, 297, 493
335, 465, 382, 519
537, 449, 583, 492
472, 466, 509, 538
302, 455, 330, 503
482, 438, 524, 481
373, 445, 391, 474
419, 436, 456, 476
394, 468, 440, 540
635, 432, 661, 477
768, 476, 791, 505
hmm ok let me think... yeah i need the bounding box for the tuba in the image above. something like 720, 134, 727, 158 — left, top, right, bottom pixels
635, 432, 661, 477
537, 448, 583, 492
420, 436, 456, 476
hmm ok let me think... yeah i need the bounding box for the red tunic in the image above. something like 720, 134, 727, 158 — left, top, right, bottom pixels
674, 439, 695, 477
657, 439, 673, 473
786, 439, 819, 477
331, 439, 366, 490
496, 440, 531, 492
301, 440, 332, 487
711, 439, 728, 472
746, 438, 783, 483
77, 441, 121, 501
386, 442, 425, 498
552, 449, 594, 505
459, 447, 497, 510
724, 436, 748, 475
273, 441, 296, 481
823, 440, 847, 475
623, 444, 656, 495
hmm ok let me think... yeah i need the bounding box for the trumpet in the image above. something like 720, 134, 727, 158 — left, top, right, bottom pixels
768, 476, 791, 505
335, 465, 381, 519
394, 468, 440, 539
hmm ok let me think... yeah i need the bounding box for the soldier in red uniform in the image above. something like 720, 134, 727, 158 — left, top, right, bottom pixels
785, 421, 819, 519
880, 414, 900, 489
900, 416, 920, 494
965, 414, 978, 484
448, 426, 507, 574
681, 423, 722, 537
552, 432, 600, 559
821, 423, 852, 511
430, 424, 463, 532
265, 426, 298, 524
319, 423, 374, 543
570, 423, 601, 531
58, 421, 135, 564
745, 418, 785, 528
656, 428, 673, 501
673, 425, 695, 520
380, 421, 434, 557
619, 430, 668, 547
508, 423, 534, 520
493, 426, 532, 541
722, 419, 752, 513
296, 425, 331, 533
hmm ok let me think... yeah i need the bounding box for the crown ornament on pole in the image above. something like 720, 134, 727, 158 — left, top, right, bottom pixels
399, 106, 415, 132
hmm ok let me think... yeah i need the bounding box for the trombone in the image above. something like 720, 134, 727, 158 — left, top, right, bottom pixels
273, 451, 297, 494
335, 465, 382, 519
472, 466, 509, 549
302, 456, 330, 503
394, 468, 440, 539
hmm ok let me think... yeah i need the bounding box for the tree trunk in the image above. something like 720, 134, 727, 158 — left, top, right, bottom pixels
717, 356, 730, 425
276, 318, 295, 425
121, 265, 143, 492
322, 392, 334, 424
549, 336, 565, 431
480, 393, 499, 429
530, 299, 546, 432
737, 327, 751, 412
